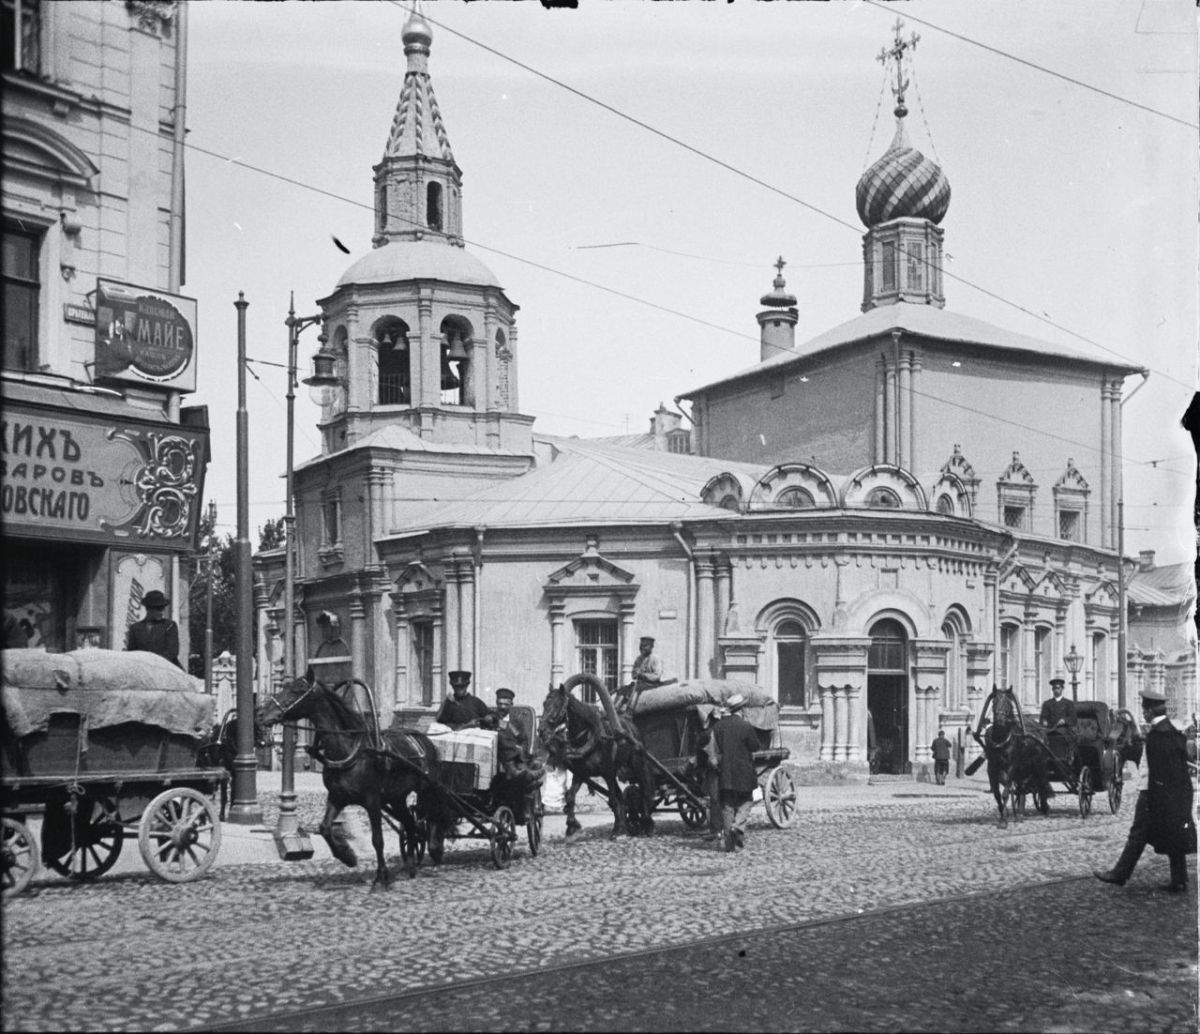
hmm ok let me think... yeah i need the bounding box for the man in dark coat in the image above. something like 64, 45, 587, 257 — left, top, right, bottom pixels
1039, 675, 1077, 773
1095, 688, 1195, 892
494, 687, 542, 789
435, 670, 494, 729
125, 590, 181, 667
930, 729, 952, 785
711, 693, 761, 853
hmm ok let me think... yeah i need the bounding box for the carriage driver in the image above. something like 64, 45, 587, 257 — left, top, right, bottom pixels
615, 635, 665, 713
494, 688, 544, 789
1040, 675, 1078, 772
435, 670, 494, 730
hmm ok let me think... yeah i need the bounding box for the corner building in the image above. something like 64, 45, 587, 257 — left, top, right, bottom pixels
261, 14, 1152, 776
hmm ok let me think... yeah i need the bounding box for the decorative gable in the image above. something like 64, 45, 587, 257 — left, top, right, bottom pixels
1085, 581, 1120, 610
1000, 564, 1037, 595
545, 535, 636, 593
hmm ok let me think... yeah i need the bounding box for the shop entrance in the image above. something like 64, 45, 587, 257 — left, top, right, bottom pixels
867, 618, 910, 774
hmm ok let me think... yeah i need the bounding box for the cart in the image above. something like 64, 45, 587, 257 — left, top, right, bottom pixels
629, 679, 799, 831
2, 649, 226, 898
1014, 701, 1142, 819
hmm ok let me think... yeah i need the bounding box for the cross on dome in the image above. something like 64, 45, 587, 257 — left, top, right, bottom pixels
877, 18, 920, 119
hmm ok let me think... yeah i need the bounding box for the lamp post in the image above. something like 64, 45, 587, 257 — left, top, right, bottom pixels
228, 292, 262, 825
273, 293, 338, 860
1065, 642, 1083, 702
203, 499, 217, 699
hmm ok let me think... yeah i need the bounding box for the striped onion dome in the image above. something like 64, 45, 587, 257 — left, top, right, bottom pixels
855, 118, 951, 228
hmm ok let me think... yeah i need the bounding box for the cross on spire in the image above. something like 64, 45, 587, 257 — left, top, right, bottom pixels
877, 17, 919, 118
774, 256, 786, 277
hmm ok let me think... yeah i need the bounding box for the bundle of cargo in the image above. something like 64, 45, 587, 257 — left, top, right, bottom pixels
1, 648, 214, 778
630, 678, 779, 733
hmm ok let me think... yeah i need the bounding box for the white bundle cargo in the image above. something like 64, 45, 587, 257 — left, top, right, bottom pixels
631, 679, 778, 732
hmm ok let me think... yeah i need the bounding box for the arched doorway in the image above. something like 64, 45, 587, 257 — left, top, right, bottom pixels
867, 618, 909, 774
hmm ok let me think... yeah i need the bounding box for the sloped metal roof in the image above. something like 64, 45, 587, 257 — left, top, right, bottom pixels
386, 437, 768, 536
1127, 561, 1196, 608
295, 423, 530, 474
681, 302, 1145, 397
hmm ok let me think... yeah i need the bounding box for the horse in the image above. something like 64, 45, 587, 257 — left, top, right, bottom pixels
973, 686, 1052, 828
537, 673, 656, 839
196, 709, 270, 821
256, 672, 447, 889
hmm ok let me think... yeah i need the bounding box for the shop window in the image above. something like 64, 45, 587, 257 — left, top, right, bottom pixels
775, 619, 806, 707
2, 0, 40, 75
3, 223, 40, 372
575, 619, 617, 701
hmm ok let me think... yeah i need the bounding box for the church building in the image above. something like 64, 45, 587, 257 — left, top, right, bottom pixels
258, 13, 1186, 776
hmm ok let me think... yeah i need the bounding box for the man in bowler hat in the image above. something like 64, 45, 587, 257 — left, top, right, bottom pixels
125, 590, 181, 667
1095, 688, 1195, 892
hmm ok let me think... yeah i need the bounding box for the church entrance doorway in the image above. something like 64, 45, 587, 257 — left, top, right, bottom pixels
867, 618, 910, 774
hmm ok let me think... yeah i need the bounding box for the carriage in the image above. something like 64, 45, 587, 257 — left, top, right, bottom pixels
396, 701, 544, 870
2, 649, 227, 898
1013, 700, 1141, 819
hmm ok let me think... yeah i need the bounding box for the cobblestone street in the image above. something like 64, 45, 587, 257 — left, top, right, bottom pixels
2, 778, 1195, 1032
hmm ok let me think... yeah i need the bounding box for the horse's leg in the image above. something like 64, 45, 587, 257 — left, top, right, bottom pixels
366, 797, 390, 891
320, 796, 359, 867
607, 770, 630, 839
563, 772, 583, 837
989, 764, 1007, 829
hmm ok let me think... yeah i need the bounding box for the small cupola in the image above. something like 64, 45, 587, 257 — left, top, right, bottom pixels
756, 256, 798, 361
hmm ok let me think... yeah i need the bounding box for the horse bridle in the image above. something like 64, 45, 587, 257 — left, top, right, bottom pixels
264, 679, 364, 769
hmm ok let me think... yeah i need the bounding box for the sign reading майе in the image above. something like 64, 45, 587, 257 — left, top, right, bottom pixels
1, 402, 207, 551
94, 279, 198, 393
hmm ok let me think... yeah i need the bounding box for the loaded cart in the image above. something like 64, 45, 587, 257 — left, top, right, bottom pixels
2, 649, 227, 898
630, 680, 798, 831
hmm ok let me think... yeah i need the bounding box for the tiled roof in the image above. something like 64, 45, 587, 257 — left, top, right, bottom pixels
681, 302, 1145, 397
387, 437, 768, 536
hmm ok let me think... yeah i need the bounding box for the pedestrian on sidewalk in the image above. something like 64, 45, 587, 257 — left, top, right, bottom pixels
711, 694, 760, 853
930, 729, 952, 785
1094, 688, 1195, 893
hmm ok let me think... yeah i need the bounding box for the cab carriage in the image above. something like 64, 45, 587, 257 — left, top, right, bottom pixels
2, 649, 227, 898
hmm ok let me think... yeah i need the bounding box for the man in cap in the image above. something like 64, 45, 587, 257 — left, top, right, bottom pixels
616, 635, 665, 713
1039, 674, 1078, 776
1095, 688, 1194, 892
125, 590, 181, 667
930, 728, 952, 785
494, 687, 542, 790
435, 670, 494, 730
711, 693, 761, 853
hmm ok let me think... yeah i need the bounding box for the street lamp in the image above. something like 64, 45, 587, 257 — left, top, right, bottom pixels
1065, 643, 1083, 702
203, 499, 217, 699
272, 293, 338, 860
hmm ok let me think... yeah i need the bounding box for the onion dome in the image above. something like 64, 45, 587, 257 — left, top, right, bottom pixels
402, 10, 433, 50
855, 118, 951, 228
760, 257, 796, 307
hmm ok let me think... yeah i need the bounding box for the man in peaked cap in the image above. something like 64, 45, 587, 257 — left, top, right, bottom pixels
1095, 687, 1195, 893
125, 589, 181, 668
435, 670, 494, 730
1039, 674, 1078, 778
494, 687, 543, 791
616, 634, 666, 714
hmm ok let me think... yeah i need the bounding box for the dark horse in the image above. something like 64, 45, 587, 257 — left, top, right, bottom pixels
537, 673, 656, 839
257, 672, 446, 889
973, 687, 1052, 828
196, 709, 270, 821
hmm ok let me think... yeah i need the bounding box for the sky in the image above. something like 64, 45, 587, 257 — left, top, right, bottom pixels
182, 0, 1198, 564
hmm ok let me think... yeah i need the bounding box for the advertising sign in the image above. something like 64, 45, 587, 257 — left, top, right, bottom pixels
1, 401, 208, 552
94, 279, 198, 392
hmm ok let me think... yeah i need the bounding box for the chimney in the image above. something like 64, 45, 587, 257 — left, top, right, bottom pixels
651, 402, 680, 449
1138, 549, 1156, 572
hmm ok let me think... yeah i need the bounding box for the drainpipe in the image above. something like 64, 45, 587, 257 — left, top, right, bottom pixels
670, 522, 695, 680
474, 526, 485, 683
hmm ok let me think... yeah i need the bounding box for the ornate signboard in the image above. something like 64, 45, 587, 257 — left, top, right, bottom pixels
1, 401, 207, 551
94, 279, 198, 392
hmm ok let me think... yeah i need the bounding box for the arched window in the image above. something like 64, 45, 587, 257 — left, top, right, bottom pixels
426, 181, 443, 231
439, 318, 472, 406
942, 614, 967, 709
775, 619, 806, 707
999, 623, 1019, 689
868, 618, 907, 670
935, 494, 955, 515
1034, 626, 1051, 689
1092, 631, 1108, 701
867, 487, 901, 509
375, 319, 410, 405
718, 495, 740, 511
777, 487, 814, 509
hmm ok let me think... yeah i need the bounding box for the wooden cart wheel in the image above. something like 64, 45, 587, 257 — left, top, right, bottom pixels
1078, 766, 1094, 819
1107, 764, 1123, 815
679, 797, 709, 830
42, 797, 124, 881
763, 766, 798, 828
490, 806, 516, 870
138, 787, 222, 883
524, 789, 543, 857
2, 818, 38, 898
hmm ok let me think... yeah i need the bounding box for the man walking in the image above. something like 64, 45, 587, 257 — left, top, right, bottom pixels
1094, 688, 1195, 892
125, 590, 181, 667
711, 693, 760, 853
930, 729, 952, 785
